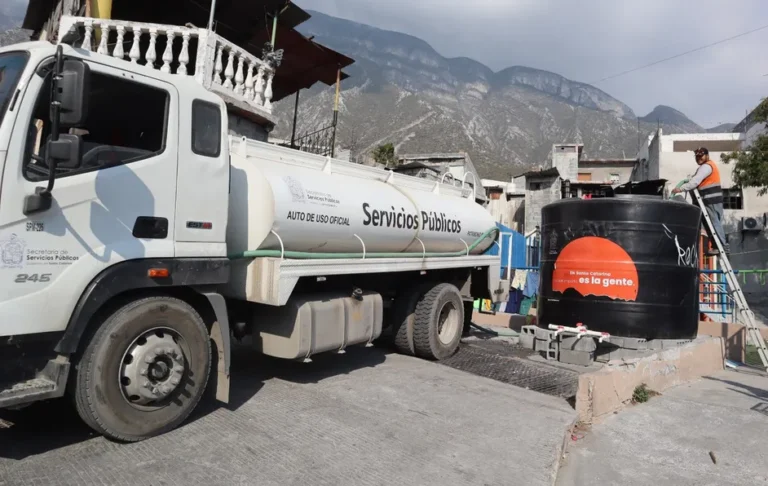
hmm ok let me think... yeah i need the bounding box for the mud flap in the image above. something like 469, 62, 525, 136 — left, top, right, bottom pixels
203, 293, 231, 404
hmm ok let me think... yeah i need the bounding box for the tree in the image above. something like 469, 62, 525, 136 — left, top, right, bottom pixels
721, 98, 768, 196
372, 143, 397, 167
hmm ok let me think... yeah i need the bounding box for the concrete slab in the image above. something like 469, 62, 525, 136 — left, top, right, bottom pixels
0, 347, 575, 486
472, 311, 529, 331
558, 368, 768, 486
575, 337, 726, 424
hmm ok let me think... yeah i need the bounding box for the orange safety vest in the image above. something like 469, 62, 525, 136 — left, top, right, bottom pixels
698, 160, 723, 206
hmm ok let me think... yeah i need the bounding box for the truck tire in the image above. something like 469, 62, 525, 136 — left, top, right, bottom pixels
391, 282, 433, 356
74, 296, 211, 442
463, 300, 474, 337
412, 283, 464, 360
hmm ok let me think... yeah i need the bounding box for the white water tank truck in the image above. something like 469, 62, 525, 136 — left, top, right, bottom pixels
0, 40, 507, 441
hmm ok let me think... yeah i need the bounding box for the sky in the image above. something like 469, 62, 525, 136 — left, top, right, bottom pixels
298, 0, 768, 128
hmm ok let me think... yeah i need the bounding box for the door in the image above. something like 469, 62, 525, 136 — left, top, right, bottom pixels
174, 97, 229, 257
0, 58, 179, 337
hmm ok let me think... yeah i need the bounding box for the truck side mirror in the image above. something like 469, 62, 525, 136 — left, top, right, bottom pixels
56, 59, 90, 127
24, 134, 83, 214
26, 48, 91, 215
47, 133, 82, 169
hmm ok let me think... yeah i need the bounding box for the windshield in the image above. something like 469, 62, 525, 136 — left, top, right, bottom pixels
0, 51, 29, 128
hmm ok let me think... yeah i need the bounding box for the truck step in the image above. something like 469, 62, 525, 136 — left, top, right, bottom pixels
0, 358, 70, 409
0, 377, 56, 397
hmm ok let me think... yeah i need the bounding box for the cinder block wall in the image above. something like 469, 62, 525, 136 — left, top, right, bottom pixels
525, 176, 561, 232
552, 145, 579, 181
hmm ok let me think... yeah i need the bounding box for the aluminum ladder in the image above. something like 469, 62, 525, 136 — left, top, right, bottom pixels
692, 188, 768, 372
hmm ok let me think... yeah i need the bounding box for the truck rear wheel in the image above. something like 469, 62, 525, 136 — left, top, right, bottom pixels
391, 282, 433, 356
413, 283, 464, 360
74, 296, 211, 442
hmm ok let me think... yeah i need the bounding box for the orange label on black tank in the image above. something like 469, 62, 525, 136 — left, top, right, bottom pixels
552, 236, 639, 301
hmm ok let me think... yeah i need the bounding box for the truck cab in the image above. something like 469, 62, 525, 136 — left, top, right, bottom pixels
0, 41, 232, 423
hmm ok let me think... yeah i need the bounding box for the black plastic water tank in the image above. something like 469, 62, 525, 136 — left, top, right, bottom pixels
538, 196, 702, 340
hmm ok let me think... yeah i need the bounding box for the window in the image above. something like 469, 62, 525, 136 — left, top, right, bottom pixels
577, 172, 592, 181
0, 51, 29, 126
610, 173, 621, 184
192, 100, 222, 157
723, 188, 743, 210
24, 69, 169, 182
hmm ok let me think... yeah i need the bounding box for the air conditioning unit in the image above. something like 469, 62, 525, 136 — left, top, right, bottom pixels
740, 215, 765, 232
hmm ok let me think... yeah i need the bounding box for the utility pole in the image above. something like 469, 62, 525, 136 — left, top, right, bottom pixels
330, 68, 341, 158
207, 0, 218, 31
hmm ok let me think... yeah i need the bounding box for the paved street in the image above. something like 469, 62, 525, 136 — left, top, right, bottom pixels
0, 346, 574, 486
557, 368, 768, 486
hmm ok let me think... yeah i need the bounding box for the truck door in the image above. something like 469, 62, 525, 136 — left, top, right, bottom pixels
173, 97, 229, 257
0, 58, 179, 337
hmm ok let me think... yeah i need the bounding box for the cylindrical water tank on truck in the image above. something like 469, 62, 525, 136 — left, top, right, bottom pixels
227, 147, 497, 256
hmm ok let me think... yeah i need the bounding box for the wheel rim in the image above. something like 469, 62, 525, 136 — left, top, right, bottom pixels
437, 302, 461, 345
120, 327, 187, 407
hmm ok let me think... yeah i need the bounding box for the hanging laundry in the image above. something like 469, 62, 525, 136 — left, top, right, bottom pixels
504, 289, 523, 314
512, 269, 528, 290
523, 271, 540, 298
520, 296, 536, 316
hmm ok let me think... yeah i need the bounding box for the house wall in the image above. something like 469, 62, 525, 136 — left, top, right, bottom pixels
632, 128, 768, 320
511, 196, 525, 232
659, 146, 768, 311
486, 195, 507, 225
733, 115, 768, 318
486, 196, 525, 230
658, 149, 767, 229
648, 131, 661, 180
552, 145, 579, 181
513, 175, 526, 191
525, 176, 561, 233
577, 164, 634, 184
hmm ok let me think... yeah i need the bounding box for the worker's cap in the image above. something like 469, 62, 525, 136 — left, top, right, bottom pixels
694, 147, 709, 158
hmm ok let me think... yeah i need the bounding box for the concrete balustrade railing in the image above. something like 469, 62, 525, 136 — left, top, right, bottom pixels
57, 16, 276, 114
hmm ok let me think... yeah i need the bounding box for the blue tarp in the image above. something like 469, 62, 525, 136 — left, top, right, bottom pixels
484, 222, 526, 277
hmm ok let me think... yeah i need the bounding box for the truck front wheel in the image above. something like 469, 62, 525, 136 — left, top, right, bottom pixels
74, 296, 211, 442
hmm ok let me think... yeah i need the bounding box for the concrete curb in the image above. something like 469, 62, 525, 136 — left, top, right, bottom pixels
575, 336, 726, 425
551, 417, 580, 486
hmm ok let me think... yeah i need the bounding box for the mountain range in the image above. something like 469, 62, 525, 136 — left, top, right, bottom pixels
0, 5, 735, 179
0, 0, 25, 30
272, 11, 734, 179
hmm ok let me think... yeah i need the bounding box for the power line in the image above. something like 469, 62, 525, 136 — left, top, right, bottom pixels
590, 23, 768, 85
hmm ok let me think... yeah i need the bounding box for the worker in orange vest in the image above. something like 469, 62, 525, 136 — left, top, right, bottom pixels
671, 147, 729, 254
